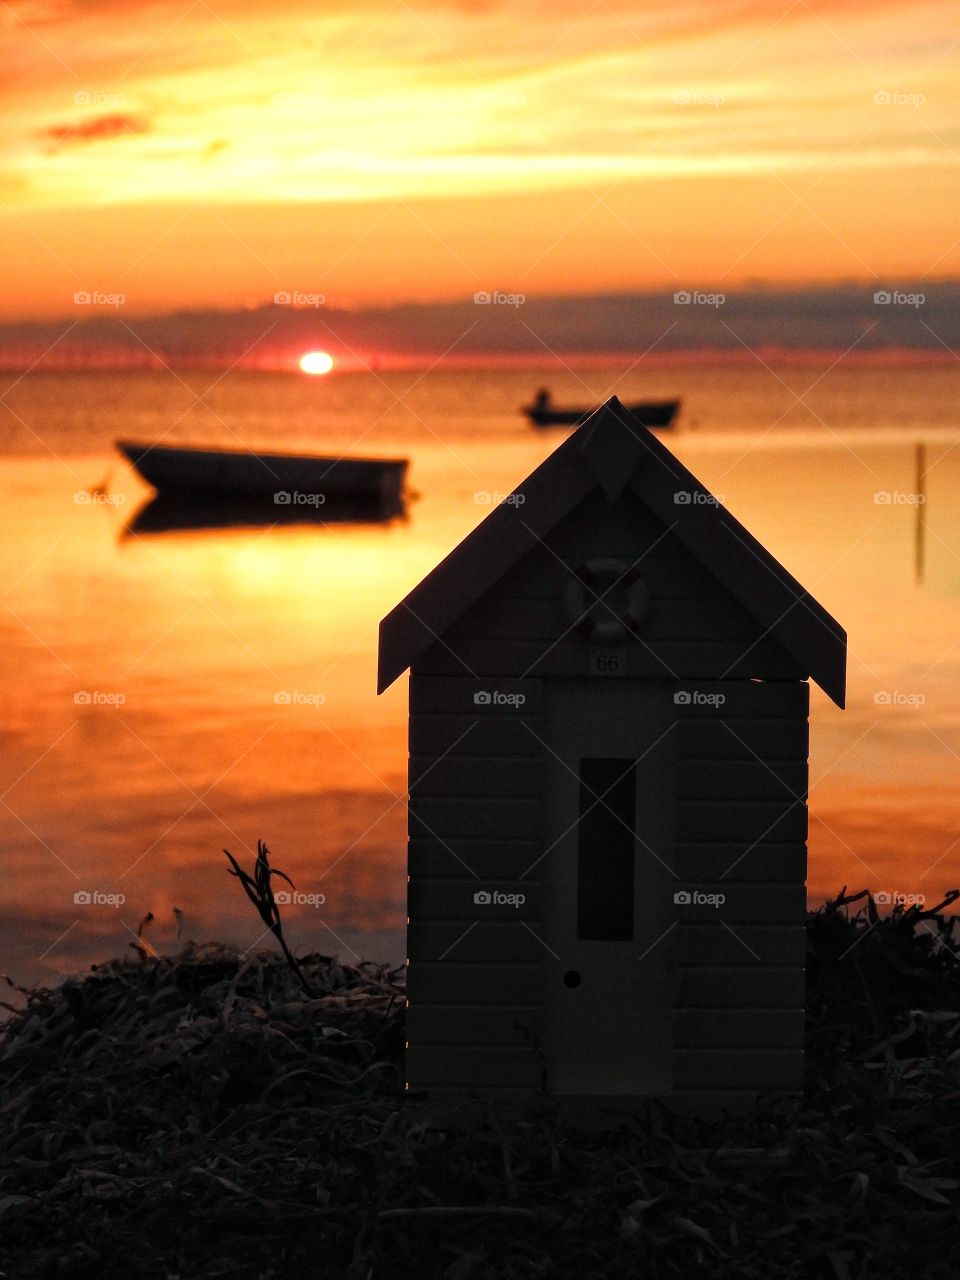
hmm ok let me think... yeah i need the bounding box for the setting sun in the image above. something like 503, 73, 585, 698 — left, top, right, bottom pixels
299, 351, 334, 375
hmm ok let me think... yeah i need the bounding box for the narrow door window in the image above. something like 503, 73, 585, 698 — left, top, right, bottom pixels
577, 758, 635, 940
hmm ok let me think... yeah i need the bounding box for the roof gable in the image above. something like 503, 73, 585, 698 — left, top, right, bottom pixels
378, 397, 846, 706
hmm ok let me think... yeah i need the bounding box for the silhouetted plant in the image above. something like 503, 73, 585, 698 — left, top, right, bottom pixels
223, 839, 313, 996
0, 888, 958, 1278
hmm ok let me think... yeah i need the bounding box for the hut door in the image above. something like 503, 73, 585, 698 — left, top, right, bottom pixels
541, 679, 675, 1096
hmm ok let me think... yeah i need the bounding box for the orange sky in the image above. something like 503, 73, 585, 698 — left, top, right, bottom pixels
1, 0, 959, 319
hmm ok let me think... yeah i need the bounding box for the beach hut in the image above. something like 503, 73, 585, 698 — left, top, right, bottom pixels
378, 397, 845, 1122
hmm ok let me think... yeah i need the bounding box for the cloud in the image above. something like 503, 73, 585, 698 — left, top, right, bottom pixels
36, 113, 151, 151
0, 0, 933, 23
3, 283, 959, 363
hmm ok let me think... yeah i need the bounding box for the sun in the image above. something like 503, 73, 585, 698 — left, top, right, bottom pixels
299, 350, 334, 375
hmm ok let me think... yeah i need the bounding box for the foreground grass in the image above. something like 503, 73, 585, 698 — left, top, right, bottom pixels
1, 891, 959, 1280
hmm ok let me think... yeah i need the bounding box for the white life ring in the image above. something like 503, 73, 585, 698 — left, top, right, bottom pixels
562, 558, 649, 641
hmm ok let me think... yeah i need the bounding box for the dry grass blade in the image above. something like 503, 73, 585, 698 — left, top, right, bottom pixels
0, 885, 956, 1278
224, 839, 313, 996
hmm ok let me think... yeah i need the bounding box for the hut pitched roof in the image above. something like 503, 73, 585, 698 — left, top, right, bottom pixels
378, 396, 846, 706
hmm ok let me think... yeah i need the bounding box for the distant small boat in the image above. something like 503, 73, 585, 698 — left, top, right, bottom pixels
522, 398, 680, 429
117, 441, 409, 505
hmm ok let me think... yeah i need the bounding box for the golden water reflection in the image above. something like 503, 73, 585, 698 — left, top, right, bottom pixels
2, 426, 959, 984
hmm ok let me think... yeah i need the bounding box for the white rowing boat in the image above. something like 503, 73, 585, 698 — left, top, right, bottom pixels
117, 440, 409, 504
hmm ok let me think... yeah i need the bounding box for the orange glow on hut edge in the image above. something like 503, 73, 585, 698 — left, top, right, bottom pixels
299, 351, 334, 375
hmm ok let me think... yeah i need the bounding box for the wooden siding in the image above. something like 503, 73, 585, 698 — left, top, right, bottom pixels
408, 838, 807, 887
669, 924, 805, 966
416, 638, 801, 681
670, 680, 806, 1093
409, 757, 542, 798
406, 674, 546, 1093
676, 969, 805, 1007
408, 923, 544, 963
409, 799, 541, 840
410, 716, 542, 757
675, 1049, 804, 1090
409, 882, 543, 922
406, 1004, 543, 1047
405, 1088, 766, 1125
673, 843, 806, 883
406, 628, 809, 1107
406, 1045, 544, 1090
406, 962, 542, 1005
675, 1009, 803, 1049
409, 839, 542, 881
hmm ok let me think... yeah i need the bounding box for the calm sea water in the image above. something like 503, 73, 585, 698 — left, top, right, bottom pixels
2, 361, 960, 986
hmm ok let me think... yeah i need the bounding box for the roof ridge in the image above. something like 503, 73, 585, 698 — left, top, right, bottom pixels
378, 399, 846, 705
576, 396, 653, 501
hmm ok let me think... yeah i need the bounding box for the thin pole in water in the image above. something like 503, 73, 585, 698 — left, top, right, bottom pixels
915, 440, 926, 585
